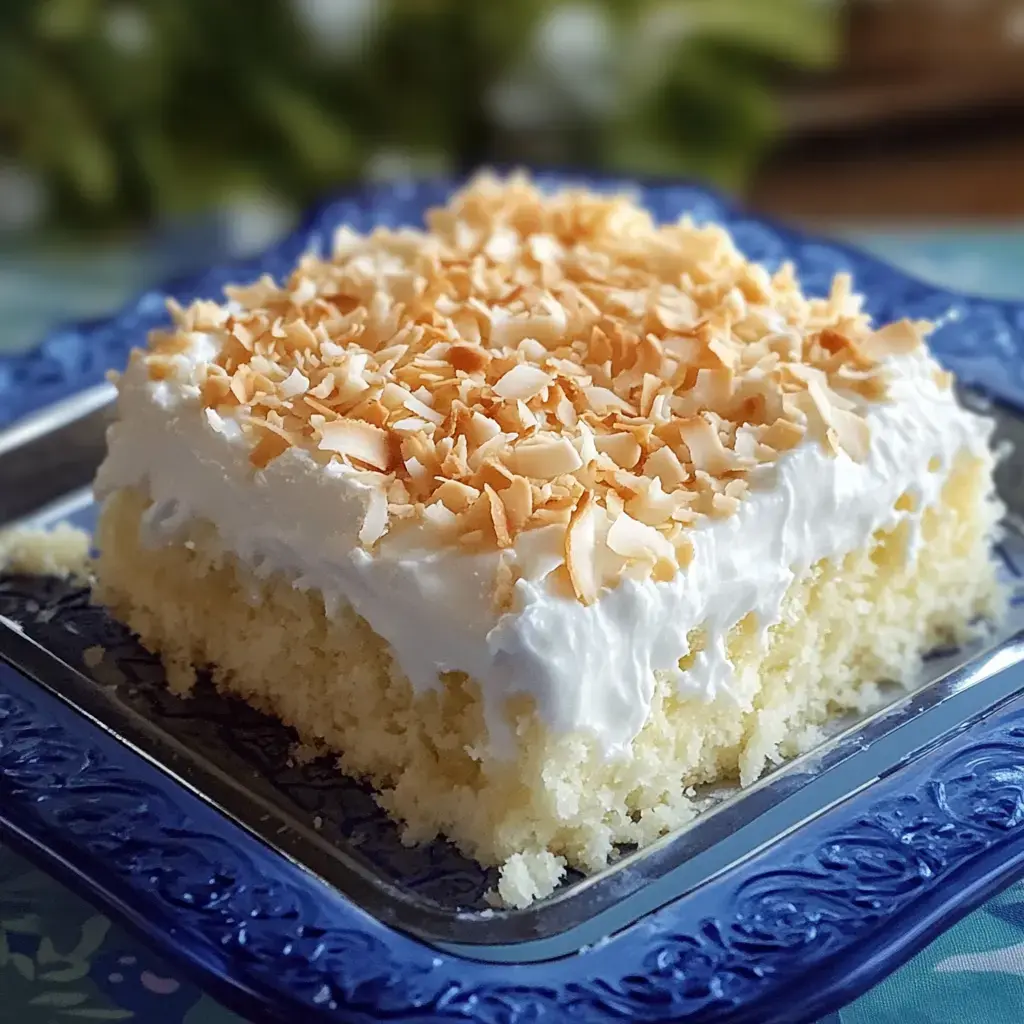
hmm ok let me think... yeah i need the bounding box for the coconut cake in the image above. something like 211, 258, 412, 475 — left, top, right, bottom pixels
92, 175, 1004, 907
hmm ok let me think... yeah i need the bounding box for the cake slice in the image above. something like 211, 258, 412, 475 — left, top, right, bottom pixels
93, 175, 1003, 907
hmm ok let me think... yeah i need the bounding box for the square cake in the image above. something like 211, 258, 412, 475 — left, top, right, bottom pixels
92, 175, 1004, 906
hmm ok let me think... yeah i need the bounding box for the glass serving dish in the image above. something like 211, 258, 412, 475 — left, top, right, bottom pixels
3, 178, 1024, 1023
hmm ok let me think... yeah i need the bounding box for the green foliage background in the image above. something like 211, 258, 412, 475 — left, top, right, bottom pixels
0, 0, 838, 229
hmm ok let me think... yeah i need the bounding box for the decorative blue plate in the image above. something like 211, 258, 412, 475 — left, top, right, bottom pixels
4, 177, 1024, 1024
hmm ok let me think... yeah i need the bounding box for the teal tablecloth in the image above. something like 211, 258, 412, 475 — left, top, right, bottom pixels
2, 221, 1024, 1023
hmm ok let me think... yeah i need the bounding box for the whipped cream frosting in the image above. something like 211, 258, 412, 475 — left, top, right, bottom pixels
96, 343, 994, 759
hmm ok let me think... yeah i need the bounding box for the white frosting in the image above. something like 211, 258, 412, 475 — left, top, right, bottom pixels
96, 346, 993, 759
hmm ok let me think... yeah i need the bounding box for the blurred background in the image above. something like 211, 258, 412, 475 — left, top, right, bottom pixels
1, 0, 1024, 347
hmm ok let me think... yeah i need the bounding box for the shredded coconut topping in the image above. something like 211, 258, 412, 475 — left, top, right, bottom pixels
140, 173, 931, 603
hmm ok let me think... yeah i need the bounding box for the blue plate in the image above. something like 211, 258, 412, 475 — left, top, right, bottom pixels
4, 177, 1024, 1024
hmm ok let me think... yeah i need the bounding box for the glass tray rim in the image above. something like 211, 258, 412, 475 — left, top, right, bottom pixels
4, 174, 1024, 1022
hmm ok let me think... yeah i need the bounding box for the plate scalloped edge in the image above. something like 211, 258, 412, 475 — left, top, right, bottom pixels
3, 177, 1024, 1024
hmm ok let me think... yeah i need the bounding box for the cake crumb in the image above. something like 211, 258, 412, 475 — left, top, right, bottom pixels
291, 740, 328, 764
84, 649, 129, 689
0, 522, 92, 579
83, 645, 106, 669
497, 849, 567, 909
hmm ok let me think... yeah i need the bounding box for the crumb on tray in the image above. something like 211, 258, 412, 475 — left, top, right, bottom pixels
83, 645, 106, 669
0, 522, 93, 579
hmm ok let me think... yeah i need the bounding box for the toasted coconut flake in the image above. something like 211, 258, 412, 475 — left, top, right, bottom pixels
573, 420, 600, 466
654, 294, 700, 332
440, 434, 470, 479
863, 319, 924, 359
707, 336, 738, 369
477, 458, 516, 491
200, 374, 232, 407
674, 367, 734, 418
564, 491, 600, 605
493, 558, 521, 613
710, 492, 740, 518
639, 373, 662, 418
642, 445, 688, 491
404, 455, 432, 490
833, 365, 888, 400
493, 364, 554, 401
626, 476, 688, 526
760, 417, 805, 452
248, 421, 293, 469
551, 385, 578, 427
359, 487, 389, 547
676, 417, 746, 475
607, 511, 676, 565
307, 370, 334, 398
507, 435, 583, 480
588, 326, 613, 364
165, 296, 188, 325
229, 373, 252, 405
381, 382, 413, 410
391, 416, 435, 435
501, 475, 534, 534
225, 274, 280, 309
388, 478, 411, 504
318, 419, 391, 471
528, 233, 562, 264
808, 381, 870, 462
490, 307, 566, 349
583, 386, 633, 415
467, 430, 512, 471
595, 432, 642, 470
433, 479, 480, 513
484, 484, 513, 548
466, 410, 502, 447
830, 408, 871, 462
279, 367, 310, 399
283, 318, 319, 353
403, 391, 444, 424
636, 335, 665, 375
424, 501, 458, 533
347, 397, 389, 429
449, 342, 491, 373
192, 299, 231, 327
725, 477, 749, 500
